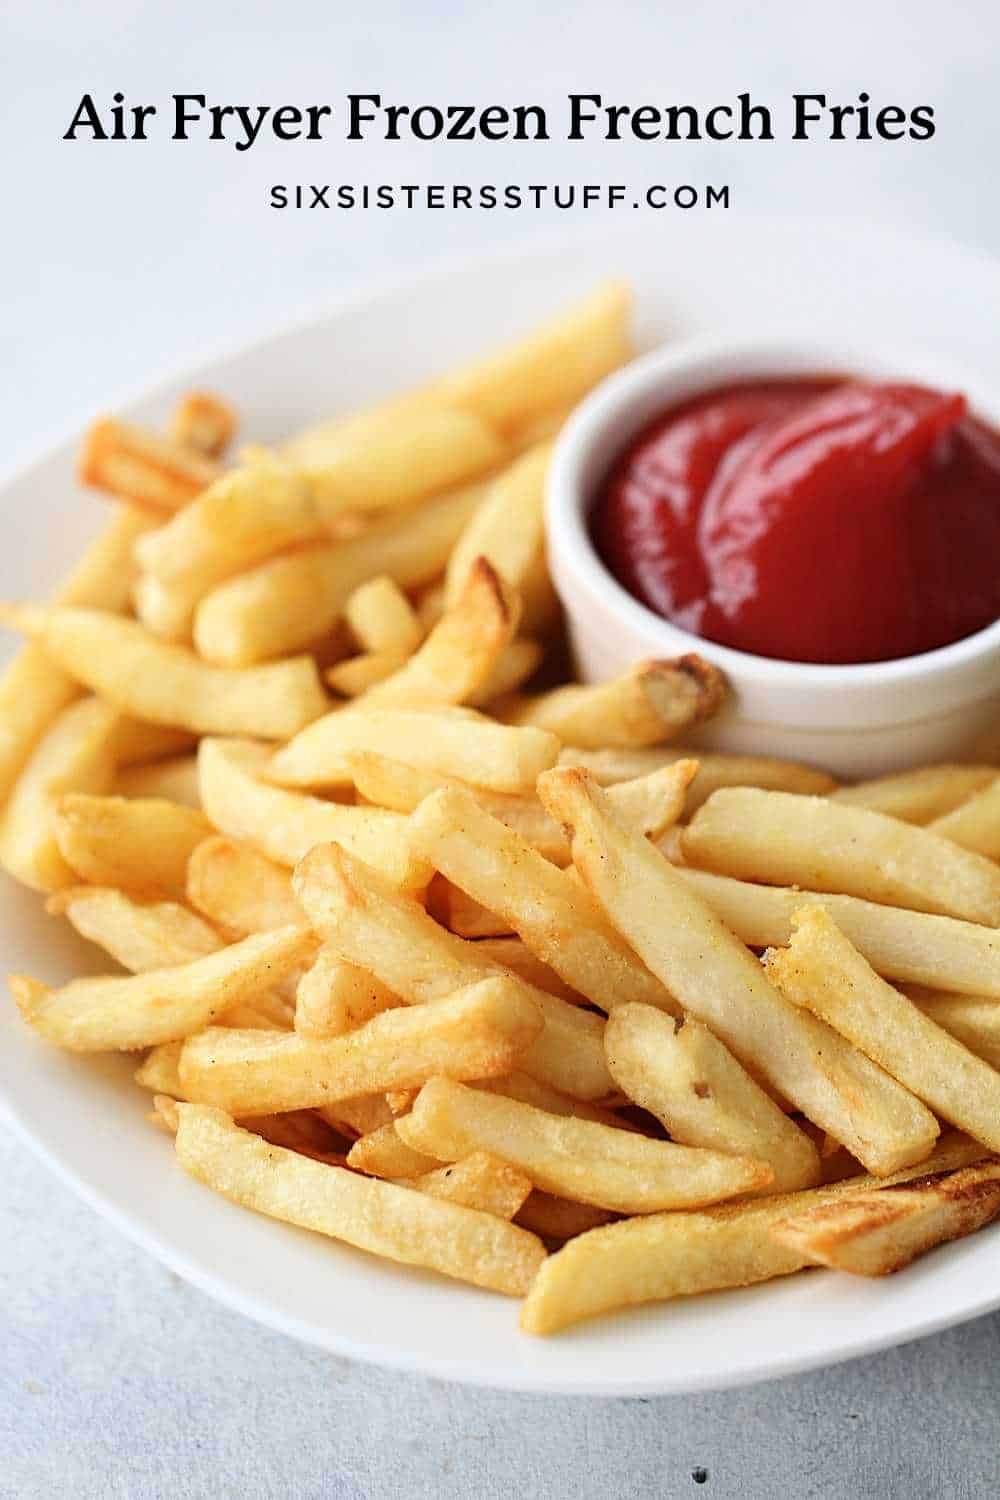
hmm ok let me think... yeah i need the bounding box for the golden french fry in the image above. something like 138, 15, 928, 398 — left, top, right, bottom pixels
169, 391, 237, 459
427, 878, 513, 939
315, 1096, 395, 1139
175, 1104, 546, 1295
269, 707, 557, 795
78, 417, 219, 512
453, 940, 587, 1007
346, 1122, 442, 1178
0, 698, 121, 891
116, 754, 201, 807
515, 1193, 616, 1242
476, 1071, 635, 1130
406, 1152, 533, 1220
178, 975, 543, 1114
928, 777, 1000, 858
466, 639, 545, 709
682, 788, 1000, 926
132, 572, 198, 642
673, 866, 1000, 1000
0, 605, 328, 740
409, 784, 681, 1016
500, 657, 725, 749
765, 907, 1000, 1153
326, 652, 407, 698
10, 924, 310, 1051
135, 1041, 184, 1096
295, 946, 401, 1038
397, 1078, 771, 1213
913, 992, 1000, 1070
343, 576, 424, 657
444, 444, 550, 608
770, 1160, 1000, 1276
150, 1093, 181, 1133
52, 794, 211, 900
186, 835, 302, 935
193, 481, 486, 666
198, 738, 431, 893
0, 507, 153, 806
520, 1135, 988, 1334
107, 719, 196, 768
537, 768, 940, 1175
604, 1005, 820, 1193
559, 745, 836, 814
292, 841, 612, 1100
48, 885, 221, 971
830, 764, 998, 823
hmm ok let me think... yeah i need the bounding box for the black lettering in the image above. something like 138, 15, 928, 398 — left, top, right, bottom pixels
737, 94, 773, 140
875, 105, 906, 140
675, 184, 698, 208
310, 185, 329, 207
272, 106, 304, 141
305, 105, 332, 139
173, 94, 206, 140
663, 106, 700, 141
63, 93, 108, 140
792, 93, 826, 140
269, 185, 287, 208
410, 106, 443, 140
512, 105, 548, 140
909, 105, 935, 140
347, 94, 381, 141
706, 184, 730, 208
475, 105, 506, 141
704, 105, 733, 141
568, 93, 601, 140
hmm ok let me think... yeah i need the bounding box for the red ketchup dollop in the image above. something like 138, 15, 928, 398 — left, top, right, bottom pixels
591, 379, 1000, 664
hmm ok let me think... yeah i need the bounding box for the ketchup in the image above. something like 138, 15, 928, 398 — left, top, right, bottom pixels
592, 379, 1000, 664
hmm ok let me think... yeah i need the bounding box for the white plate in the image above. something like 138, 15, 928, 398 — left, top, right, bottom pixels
2, 218, 1000, 1396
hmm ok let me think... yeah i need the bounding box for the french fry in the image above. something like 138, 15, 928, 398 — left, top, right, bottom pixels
765, 907, 1000, 1153
466, 638, 545, 708
10, 924, 311, 1052
0, 506, 153, 806
406, 1152, 533, 1220
150, 1094, 181, 1133
186, 836, 302, 935
396, 1078, 771, 1214
269, 707, 558, 795
537, 768, 940, 1175
452, 940, 586, 1007
177, 976, 543, 1114
770, 1160, 1000, 1276
520, 1135, 988, 1334
682, 788, 1000, 926
175, 1104, 546, 1295
672, 866, 1000, 999
928, 777, 1000, 858
515, 1193, 616, 1243
0, 605, 329, 741
444, 444, 550, 609
169, 392, 237, 459
326, 652, 407, 698
316, 1095, 395, 1139
347, 1122, 442, 1178
499, 657, 724, 749
52, 794, 211, 901
48, 886, 221, 971
427, 878, 513, 939
913, 993, 1000, 1070
559, 745, 836, 814
193, 481, 486, 666
79, 418, 219, 512
107, 719, 196, 768
0, 698, 121, 891
477, 1071, 640, 1131
830, 764, 998, 823
198, 738, 431, 893
409, 784, 682, 1017
603, 1005, 820, 1193
132, 572, 198, 642
295, 946, 402, 1038
343, 575, 423, 656
293, 841, 612, 1100
135, 1041, 184, 1096
115, 754, 201, 807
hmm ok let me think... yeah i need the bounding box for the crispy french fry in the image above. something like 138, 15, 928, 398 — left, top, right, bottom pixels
407, 1152, 533, 1220
0, 605, 328, 741
169, 392, 237, 459
515, 1193, 616, 1242
295, 946, 401, 1038
520, 1135, 988, 1334
150, 1093, 181, 1133
427, 878, 513, 939
343, 576, 423, 656
198, 738, 431, 893
293, 841, 612, 1100
444, 444, 550, 609
765, 907, 1000, 1153
397, 1078, 771, 1213
672, 866, 1000, 1000
913, 992, 1000, 1070
682, 788, 1000, 926
135, 1041, 184, 1096
0, 698, 121, 891
604, 1005, 820, 1193
186, 836, 302, 936
178, 975, 543, 1114
316, 1095, 395, 1139
10, 924, 311, 1051
132, 572, 198, 642
79, 418, 219, 512
48, 886, 221, 971
116, 754, 201, 807
477, 1071, 639, 1131
928, 777, 1000, 858
347, 1122, 441, 1179
269, 707, 557, 795
193, 481, 486, 666
830, 765, 998, 823
559, 745, 836, 814
326, 652, 407, 698
454, 940, 586, 1006
108, 720, 196, 768
500, 657, 724, 749
175, 1104, 546, 1295
409, 785, 682, 1016
52, 794, 211, 901
537, 768, 940, 1175
466, 639, 545, 709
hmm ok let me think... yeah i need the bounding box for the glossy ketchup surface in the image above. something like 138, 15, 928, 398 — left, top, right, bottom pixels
591, 379, 1000, 664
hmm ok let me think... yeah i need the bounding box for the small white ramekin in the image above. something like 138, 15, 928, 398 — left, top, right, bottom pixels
547, 336, 1000, 779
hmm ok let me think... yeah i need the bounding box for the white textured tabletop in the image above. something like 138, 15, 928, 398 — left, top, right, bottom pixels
3, 2, 1000, 1494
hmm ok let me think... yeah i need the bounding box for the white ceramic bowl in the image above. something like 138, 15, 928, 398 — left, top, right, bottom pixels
548, 336, 1000, 779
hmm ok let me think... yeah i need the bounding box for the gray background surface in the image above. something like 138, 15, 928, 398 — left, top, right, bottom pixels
3, 2, 1000, 1495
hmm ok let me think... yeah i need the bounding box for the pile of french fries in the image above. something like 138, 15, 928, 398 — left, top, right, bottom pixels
4, 282, 1000, 1336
